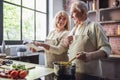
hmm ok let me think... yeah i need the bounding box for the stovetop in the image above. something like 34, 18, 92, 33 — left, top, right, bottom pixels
34, 73, 105, 80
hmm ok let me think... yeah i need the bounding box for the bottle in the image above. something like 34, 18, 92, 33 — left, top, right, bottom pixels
1, 40, 6, 53
113, 0, 119, 7
92, 0, 96, 10
118, 25, 120, 35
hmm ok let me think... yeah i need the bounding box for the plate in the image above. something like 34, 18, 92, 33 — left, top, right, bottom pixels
25, 44, 43, 51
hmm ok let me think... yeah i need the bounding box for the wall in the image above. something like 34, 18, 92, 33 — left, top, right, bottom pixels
102, 23, 120, 54
48, 0, 63, 32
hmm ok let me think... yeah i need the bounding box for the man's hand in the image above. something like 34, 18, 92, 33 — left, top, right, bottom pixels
76, 52, 91, 62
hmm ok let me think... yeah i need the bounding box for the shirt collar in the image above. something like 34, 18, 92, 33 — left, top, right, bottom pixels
78, 18, 90, 27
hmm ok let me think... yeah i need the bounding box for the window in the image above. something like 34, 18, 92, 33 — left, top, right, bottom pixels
3, 0, 47, 44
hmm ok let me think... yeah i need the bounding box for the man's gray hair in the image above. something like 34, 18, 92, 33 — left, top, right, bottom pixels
70, 1, 88, 13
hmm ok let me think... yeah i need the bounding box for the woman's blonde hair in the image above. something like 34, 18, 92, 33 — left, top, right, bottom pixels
53, 10, 70, 30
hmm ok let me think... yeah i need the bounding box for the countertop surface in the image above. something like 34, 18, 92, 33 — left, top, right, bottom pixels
0, 59, 119, 80
109, 54, 120, 58
101, 54, 120, 61
1, 54, 120, 80
0, 60, 54, 80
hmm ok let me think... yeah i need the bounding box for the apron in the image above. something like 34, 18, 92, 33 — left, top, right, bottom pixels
68, 22, 102, 77
44, 31, 69, 68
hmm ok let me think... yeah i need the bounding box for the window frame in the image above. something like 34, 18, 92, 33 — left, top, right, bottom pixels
0, 0, 49, 45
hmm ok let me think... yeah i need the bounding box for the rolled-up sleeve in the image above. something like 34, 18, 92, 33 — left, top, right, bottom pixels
95, 23, 111, 56
88, 22, 111, 56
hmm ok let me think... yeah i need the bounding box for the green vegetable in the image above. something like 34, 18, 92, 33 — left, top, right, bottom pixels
12, 64, 26, 70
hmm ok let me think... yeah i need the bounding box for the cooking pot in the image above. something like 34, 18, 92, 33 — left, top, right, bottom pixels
53, 61, 76, 76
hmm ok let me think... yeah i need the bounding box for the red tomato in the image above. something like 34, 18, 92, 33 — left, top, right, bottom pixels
10, 70, 18, 79
19, 70, 27, 79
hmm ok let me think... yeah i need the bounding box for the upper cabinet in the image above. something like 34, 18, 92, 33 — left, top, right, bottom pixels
86, 0, 120, 23
100, 7, 120, 23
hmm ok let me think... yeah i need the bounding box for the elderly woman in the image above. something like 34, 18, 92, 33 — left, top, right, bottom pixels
33, 10, 70, 68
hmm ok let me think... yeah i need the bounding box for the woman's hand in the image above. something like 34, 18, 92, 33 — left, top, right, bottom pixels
32, 41, 42, 46
33, 41, 50, 50
62, 36, 73, 47
30, 47, 37, 52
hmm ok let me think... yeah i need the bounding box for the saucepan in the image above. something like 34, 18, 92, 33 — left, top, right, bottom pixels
53, 57, 76, 76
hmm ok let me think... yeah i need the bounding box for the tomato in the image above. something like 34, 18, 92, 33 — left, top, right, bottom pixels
8, 70, 13, 75
17, 69, 22, 76
19, 70, 27, 79
10, 70, 18, 79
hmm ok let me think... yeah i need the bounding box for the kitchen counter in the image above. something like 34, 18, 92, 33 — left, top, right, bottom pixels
101, 54, 120, 80
0, 59, 119, 80
109, 54, 120, 59
0, 60, 54, 80
1, 54, 120, 80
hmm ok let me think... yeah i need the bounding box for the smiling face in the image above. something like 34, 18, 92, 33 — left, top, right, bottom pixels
54, 11, 70, 31
70, 1, 88, 25
70, 9, 82, 25
56, 15, 67, 30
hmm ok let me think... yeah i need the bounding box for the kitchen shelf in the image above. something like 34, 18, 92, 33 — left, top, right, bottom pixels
100, 7, 120, 22
99, 20, 120, 24
99, 7, 120, 11
107, 35, 120, 37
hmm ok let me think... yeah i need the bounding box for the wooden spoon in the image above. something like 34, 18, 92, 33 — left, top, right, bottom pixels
59, 57, 76, 66
67, 56, 76, 65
